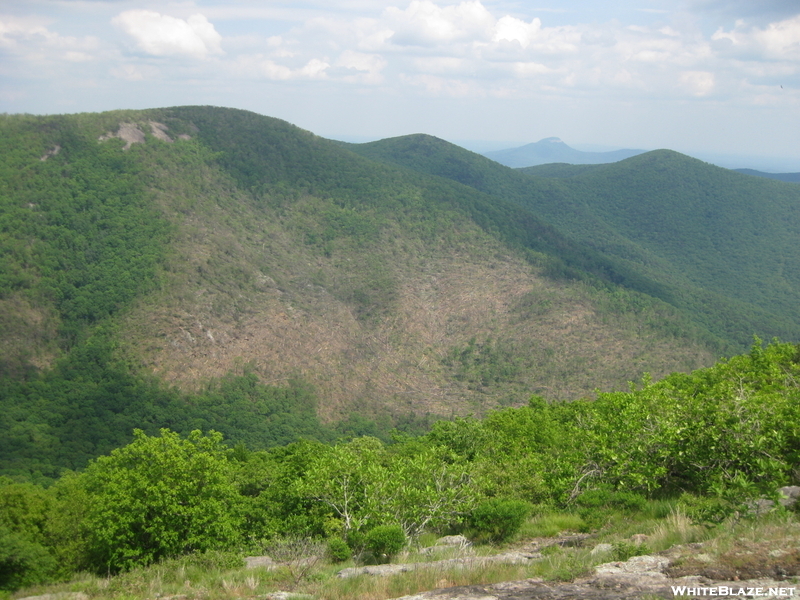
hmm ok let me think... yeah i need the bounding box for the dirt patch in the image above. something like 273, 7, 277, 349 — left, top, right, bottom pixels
0, 293, 60, 375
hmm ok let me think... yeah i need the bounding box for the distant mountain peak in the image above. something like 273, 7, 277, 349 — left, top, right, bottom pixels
483, 138, 645, 168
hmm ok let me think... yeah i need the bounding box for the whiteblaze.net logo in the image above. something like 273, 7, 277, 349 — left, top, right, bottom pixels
671, 586, 797, 597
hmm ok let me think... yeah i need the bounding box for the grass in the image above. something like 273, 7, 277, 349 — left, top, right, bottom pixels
519, 511, 589, 537
9, 505, 799, 600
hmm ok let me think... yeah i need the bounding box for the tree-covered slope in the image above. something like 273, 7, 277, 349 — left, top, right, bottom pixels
0, 106, 737, 477
348, 136, 800, 349
531, 151, 800, 343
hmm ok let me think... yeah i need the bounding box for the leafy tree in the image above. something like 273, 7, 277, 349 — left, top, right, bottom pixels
300, 437, 386, 536
0, 477, 57, 590
377, 444, 477, 538
81, 429, 242, 572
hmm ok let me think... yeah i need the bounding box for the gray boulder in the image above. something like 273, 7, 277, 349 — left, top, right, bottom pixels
778, 485, 800, 508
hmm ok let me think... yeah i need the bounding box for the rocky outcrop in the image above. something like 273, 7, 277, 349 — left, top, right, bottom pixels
98, 121, 190, 150
385, 551, 798, 600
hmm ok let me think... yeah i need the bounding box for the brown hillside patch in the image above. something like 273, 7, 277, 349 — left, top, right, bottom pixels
117, 153, 716, 420
0, 293, 60, 376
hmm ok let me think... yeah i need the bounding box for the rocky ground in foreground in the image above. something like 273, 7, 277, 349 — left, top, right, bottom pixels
13, 517, 800, 600
388, 547, 799, 600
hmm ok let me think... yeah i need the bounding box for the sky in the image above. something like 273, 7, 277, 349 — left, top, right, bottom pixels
1, 0, 799, 169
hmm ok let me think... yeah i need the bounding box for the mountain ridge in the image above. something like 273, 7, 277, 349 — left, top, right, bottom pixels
346, 135, 800, 347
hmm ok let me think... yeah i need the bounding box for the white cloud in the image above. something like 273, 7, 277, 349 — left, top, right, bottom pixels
385, 0, 494, 46
112, 10, 223, 59
299, 58, 330, 78
680, 70, 715, 95
4, 0, 799, 141
0, 15, 99, 59
0, 17, 47, 50
233, 54, 330, 80
713, 15, 800, 60
493, 16, 542, 49
402, 72, 479, 96
110, 63, 160, 81
753, 14, 800, 58
336, 50, 387, 82
512, 61, 550, 76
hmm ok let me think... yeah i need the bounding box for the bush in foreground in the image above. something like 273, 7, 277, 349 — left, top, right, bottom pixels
469, 498, 531, 543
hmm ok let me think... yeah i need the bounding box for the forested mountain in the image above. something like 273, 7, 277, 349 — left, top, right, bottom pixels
1, 106, 796, 478
348, 135, 800, 348
482, 137, 645, 167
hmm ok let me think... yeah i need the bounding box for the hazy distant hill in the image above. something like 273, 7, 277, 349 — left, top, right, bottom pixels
735, 168, 800, 183
483, 137, 645, 167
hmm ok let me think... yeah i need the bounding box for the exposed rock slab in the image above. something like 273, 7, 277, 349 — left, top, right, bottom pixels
386, 553, 798, 600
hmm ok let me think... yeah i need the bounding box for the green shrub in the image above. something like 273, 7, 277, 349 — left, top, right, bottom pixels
678, 493, 735, 526
576, 489, 646, 512
575, 489, 647, 528
364, 525, 406, 562
469, 498, 531, 543
612, 541, 650, 561
327, 538, 352, 563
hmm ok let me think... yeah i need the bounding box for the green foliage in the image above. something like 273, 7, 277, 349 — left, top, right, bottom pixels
298, 437, 476, 541
44, 471, 92, 576
576, 489, 647, 512
612, 540, 650, 561
364, 524, 406, 561
168, 549, 244, 571
468, 498, 531, 543
572, 489, 648, 530
444, 337, 523, 388
81, 429, 242, 572
326, 537, 352, 563
0, 525, 57, 591
677, 493, 737, 527
0, 105, 759, 486
0, 477, 58, 590
573, 489, 645, 528
1, 341, 799, 589
0, 335, 339, 480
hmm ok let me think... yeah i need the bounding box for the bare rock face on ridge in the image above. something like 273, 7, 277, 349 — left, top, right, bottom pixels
98, 121, 189, 150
